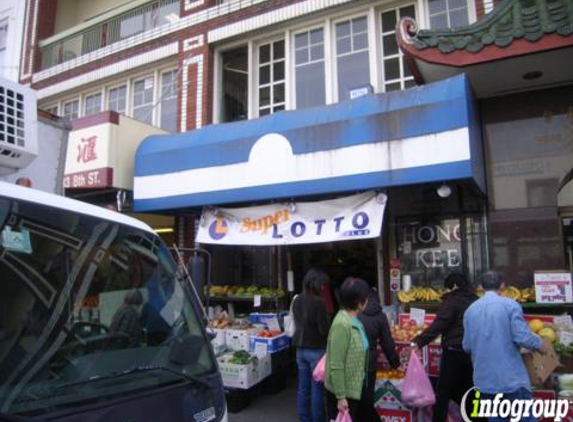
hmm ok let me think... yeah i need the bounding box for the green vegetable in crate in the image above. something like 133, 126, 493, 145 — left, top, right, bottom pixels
228, 350, 258, 365
554, 342, 573, 356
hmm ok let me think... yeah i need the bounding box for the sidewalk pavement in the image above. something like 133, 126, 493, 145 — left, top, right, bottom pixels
228, 378, 298, 422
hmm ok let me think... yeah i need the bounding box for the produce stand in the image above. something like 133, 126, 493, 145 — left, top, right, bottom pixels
208, 310, 292, 412
375, 304, 573, 421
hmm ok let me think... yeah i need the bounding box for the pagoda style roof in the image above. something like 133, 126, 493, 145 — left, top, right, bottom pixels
398, 0, 573, 67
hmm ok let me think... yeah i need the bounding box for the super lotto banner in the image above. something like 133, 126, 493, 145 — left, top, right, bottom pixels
196, 191, 387, 246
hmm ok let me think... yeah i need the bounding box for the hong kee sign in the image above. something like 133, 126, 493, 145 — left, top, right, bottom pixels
196, 191, 386, 246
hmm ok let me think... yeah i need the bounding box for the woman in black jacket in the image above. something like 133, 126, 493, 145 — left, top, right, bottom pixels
292, 268, 332, 422
358, 288, 400, 422
412, 272, 478, 422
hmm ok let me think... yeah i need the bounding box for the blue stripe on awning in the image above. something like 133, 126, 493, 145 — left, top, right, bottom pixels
134, 161, 473, 211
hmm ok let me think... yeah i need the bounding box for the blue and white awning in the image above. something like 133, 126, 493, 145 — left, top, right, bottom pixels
134, 74, 484, 212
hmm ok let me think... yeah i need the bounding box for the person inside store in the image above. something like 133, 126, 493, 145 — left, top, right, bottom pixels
463, 271, 550, 422
410, 272, 478, 422
324, 277, 370, 421
292, 267, 332, 422
358, 287, 401, 422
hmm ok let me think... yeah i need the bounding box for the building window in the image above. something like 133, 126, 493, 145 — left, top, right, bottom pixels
108, 85, 127, 114
160, 70, 178, 132
294, 28, 326, 109
335, 16, 370, 101
221, 46, 249, 123
133, 76, 154, 125
62, 99, 79, 120
84, 92, 102, 116
43, 105, 59, 115
381, 6, 417, 92
257, 40, 285, 116
428, 0, 469, 29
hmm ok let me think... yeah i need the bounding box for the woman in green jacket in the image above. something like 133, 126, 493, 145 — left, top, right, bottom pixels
325, 277, 371, 421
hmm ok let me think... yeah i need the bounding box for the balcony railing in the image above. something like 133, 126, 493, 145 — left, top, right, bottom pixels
39, 0, 180, 71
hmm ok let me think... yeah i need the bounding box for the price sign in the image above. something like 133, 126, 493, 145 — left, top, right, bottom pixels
254, 294, 262, 308
410, 308, 426, 327
534, 272, 573, 304
254, 342, 268, 357
267, 317, 281, 332
554, 315, 573, 326
560, 331, 573, 346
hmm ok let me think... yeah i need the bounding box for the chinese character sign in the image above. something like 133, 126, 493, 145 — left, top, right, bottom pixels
77, 136, 98, 164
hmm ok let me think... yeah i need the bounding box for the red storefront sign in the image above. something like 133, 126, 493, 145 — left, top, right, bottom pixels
63, 167, 113, 189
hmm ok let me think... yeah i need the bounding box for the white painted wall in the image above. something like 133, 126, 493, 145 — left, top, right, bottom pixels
0, 0, 26, 81
0, 117, 70, 194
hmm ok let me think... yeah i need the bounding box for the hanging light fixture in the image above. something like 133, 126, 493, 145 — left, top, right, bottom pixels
436, 183, 452, 198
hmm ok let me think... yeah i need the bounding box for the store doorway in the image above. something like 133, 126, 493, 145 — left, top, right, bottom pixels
289, 239, 379, 295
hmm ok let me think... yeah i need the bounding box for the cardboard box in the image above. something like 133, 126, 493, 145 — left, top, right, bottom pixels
257, 354, 272, 382
249, 333, 291, 354
217, 353, 259, 389
225, 328, 258, 351
522, 347, 559, 386
248, 312, 288, 328
211, 328, 226, 349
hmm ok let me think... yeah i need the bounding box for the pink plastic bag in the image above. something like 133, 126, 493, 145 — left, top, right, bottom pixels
330, 410, 352, 422
400, 351, 436, 408
313, 354, 326, 382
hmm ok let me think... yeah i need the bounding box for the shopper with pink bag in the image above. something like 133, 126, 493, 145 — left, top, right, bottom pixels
324, 277, 371, 422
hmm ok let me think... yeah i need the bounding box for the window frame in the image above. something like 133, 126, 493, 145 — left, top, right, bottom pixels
131, 75, 156, 125
43, 104, 59, 116
426, 0, 474, 29
83, 91, 103, 117
254, 37, 287, 117
291, 25, 328, 110
62, 98, 80, 120
378, 4, 418, 92
107, 83, 128, 115
159, 68, 179, 132
331, 12, 372, 102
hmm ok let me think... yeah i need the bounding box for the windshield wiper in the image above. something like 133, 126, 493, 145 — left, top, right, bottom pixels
53, 365, 211, 392
0, 412, 45, 422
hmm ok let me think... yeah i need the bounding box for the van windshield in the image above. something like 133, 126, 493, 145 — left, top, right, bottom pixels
0, 196, 215, 415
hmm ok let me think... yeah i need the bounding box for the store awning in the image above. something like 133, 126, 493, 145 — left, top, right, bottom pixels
134, 74, 484, 212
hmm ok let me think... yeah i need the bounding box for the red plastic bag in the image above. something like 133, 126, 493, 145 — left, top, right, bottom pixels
313, 354, 326, 382
330, 410, 352, 422
400, 351, 436, 408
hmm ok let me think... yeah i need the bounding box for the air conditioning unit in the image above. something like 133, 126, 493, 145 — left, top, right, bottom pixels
0, 78, 38, 176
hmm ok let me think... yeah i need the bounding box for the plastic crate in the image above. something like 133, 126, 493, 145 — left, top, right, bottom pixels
225, 388, 252, 413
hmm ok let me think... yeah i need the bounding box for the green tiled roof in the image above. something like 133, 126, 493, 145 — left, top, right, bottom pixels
412, 0, 573, 54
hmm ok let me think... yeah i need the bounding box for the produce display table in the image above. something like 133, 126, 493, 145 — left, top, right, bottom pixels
209, 311, 292, 412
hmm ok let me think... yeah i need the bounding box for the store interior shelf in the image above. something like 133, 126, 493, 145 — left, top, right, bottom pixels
403, 302, 573, 309
209, 296, 282, 303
